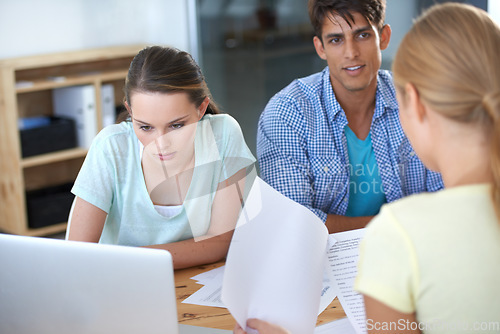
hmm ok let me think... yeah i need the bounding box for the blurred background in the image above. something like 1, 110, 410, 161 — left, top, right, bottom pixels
0, 0, 493, 156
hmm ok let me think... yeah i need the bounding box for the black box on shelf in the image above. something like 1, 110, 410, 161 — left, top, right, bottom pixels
26, 183, 75, 229
20, 117, 77, 158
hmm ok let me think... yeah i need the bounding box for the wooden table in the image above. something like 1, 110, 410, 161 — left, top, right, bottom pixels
175, 261, 347, 331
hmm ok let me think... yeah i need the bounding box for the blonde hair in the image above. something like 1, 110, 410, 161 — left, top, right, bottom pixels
392, 3, 500, 219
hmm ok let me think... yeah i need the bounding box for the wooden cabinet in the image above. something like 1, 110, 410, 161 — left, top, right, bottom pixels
0, 45, 144, 236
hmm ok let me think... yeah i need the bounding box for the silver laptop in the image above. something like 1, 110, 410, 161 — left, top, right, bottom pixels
0, 233, 179, 334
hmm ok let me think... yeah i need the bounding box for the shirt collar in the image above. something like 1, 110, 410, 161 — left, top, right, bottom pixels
322, 68, 346, 126
374, 70, 399, 119
322, 68, 399, 122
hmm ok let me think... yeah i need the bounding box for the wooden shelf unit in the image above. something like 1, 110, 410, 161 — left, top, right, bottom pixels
0, 45, 145, 236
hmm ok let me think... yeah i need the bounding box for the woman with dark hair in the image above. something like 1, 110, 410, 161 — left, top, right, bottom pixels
67, 46, 256, 269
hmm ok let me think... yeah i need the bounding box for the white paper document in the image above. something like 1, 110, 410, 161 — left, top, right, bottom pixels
182, 267, 226, 308
190, 266, 226, 286
182, 279, 224, 308
317, 235, 339, 315
183, 264, 337, 313
327, 228, 367, 334
183, 178, 368, 334
222, 177, 331, 334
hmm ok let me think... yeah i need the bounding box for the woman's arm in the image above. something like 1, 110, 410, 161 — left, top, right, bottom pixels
66, 197, 107, 242
231, 296, 419, 334
364, 295, 420, 334
146, 168, 249, 269
146, 230, 234, 269
68, 194, 234, 269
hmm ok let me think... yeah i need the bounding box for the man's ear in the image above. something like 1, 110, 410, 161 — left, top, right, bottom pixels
313, 36, 327, 60
405, 82, 427, 123
198, 97, 210, 120
379, 24, 392, 51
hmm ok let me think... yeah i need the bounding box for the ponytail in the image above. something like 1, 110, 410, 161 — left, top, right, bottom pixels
206, 101, 222, 115
482, 91, 500, 220
393, 3, 500, 221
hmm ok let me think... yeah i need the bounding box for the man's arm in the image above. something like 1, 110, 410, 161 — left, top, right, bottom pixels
325, 214, 373, 233
257, 98, 320, 215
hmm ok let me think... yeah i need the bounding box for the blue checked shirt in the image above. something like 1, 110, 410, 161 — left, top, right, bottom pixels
257, 67, 443, 222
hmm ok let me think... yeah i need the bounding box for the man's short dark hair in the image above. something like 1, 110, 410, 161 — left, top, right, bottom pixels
308, 0, 387, 39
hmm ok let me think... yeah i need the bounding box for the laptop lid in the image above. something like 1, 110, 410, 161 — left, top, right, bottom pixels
0, 233, 179, 334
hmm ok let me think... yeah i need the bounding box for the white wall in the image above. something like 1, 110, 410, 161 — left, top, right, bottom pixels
489, 0, 500, 25
1, 0, 495, 62
382, 0, 417, 69
0, 0, 191, 60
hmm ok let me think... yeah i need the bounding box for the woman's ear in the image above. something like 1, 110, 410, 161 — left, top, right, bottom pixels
198, 97, 210, 120
405, 82, 427, 123
124, 101, 132, 117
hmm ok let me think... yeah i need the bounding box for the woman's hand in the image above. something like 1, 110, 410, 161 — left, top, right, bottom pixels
234, 319, 290, 334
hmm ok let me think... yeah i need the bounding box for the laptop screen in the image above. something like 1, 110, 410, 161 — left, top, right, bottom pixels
0, 233, 179, 334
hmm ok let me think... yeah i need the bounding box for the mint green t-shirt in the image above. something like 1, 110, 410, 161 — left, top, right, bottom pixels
71, 114, 256, 246
344, 126, 386, 217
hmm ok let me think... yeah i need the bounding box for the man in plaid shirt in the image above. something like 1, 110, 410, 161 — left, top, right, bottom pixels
257, 0, 443, 233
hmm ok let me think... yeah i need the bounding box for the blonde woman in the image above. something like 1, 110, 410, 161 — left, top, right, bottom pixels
355, 3, 500, 333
